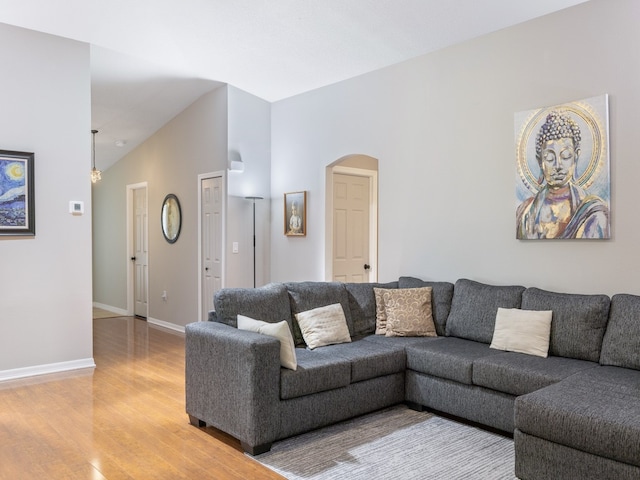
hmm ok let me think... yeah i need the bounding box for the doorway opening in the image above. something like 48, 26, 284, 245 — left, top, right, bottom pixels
126, 182, 149, 318
325, 155, 378, 282
198, 171, 226, 322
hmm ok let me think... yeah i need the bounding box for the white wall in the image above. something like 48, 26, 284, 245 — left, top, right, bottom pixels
271, 0, 640, 296
227, 86, 271, 288
93, 86, 228, 328
0, 24, 93, 379
92, 85, 272, 327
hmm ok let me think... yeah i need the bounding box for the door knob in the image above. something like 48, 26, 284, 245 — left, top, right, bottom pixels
364, 264, 371, 270
131, 256, 136, 261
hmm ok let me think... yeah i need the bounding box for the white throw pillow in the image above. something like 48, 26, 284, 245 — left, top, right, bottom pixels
237, 315, 297, 370
295, 303, 352, 350
490, 308, 552, 358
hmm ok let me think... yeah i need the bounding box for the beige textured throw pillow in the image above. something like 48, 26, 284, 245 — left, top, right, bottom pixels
382, 287, 437, 337
490, 308, 552, 358
237, 315, 297, 370
374, 287, 391, 335
295, 303, 352, 349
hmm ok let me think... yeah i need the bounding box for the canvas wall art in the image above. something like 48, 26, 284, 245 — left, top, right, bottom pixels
0, 150, 35, 236
515, 94, 610, 239
284, 191, 306, 236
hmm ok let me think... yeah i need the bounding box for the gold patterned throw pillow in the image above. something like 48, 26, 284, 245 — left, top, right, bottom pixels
374, 287, 390, 334
381, 287, 437, 337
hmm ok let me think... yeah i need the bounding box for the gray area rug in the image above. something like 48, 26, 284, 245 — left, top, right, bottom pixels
253, 405, 516, 480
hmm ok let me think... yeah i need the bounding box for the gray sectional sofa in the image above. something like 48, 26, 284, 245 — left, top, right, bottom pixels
185, 277, 640, 479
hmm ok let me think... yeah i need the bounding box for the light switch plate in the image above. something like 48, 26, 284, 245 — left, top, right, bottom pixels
69, 201, 84, 215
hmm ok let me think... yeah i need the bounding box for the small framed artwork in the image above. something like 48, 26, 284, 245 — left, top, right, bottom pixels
284, 191, 306, 236
0, 150, 35, 236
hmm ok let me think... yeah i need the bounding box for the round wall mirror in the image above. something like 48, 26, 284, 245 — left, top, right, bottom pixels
161, 194, 182, 244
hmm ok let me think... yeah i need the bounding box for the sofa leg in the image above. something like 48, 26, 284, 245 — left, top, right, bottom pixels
188, 414, 206, 427
241, 441, 272, 456
405, 401, 424, 412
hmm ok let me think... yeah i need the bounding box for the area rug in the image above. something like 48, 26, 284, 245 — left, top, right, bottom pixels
252, 405, 515, 480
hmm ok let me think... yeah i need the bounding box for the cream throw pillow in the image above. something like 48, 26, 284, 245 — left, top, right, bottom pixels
237, 315, 297, 370
381, 287, 437, 337
295, 303, 352, 349
490, 308, 552, 358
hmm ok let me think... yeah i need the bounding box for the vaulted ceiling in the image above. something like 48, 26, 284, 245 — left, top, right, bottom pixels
0, 0, 589, 168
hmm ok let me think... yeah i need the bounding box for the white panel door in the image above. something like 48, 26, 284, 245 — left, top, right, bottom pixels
133, 186, 148, 318
201, 176, 223, 320
332, 173, 370, 283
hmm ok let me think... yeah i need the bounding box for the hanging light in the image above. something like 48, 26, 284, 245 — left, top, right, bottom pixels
91, 129, 102, 184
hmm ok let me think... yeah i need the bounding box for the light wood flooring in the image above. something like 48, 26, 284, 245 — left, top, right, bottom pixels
0, 316, 284, 479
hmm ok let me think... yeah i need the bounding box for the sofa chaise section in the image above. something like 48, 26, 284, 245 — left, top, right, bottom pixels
514, 293, 640, 480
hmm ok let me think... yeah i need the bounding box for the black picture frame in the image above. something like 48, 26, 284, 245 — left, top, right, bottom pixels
0, 150, 35, 236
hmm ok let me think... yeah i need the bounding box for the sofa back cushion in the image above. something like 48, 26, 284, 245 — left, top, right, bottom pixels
286, 282, 353, 346
345, 281, 398, 337
521, 287, 610, 362
399, 277, 454, 336
445, 279, 525, 344
213, 283, 293, 332
600, 294, 640, 370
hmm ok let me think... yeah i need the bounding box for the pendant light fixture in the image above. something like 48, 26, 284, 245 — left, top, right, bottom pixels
91, 129, 102, 184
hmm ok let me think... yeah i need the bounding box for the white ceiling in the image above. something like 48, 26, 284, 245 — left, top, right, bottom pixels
0, 0, 589, 169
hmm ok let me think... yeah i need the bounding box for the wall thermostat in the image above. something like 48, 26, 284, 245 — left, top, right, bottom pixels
69, 201, 84, 215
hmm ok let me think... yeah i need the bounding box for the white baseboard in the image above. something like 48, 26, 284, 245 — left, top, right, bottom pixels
93, 302, 129, 316
0, 358, 96, 383
148, 317, 185, 334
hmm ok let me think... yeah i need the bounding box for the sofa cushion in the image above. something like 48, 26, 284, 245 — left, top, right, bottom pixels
280, 349, 352, 400
490, 308, 552, 358
600, 293, 640, 370
345, 281, 398, 337
405, 337, 502, 385
286, 282, 354, 346
473, 352, 598, 396
445, 279, 525, 344
295, 303, 352, 349
515, 366, 640, 468
214, 283, 292, 331
362, 334, 441, 348
521, 287, 610, 362
237, 315, 297, 370
381, 287, 437, 337
315, 338, 406, 383
398, 277, 454, 336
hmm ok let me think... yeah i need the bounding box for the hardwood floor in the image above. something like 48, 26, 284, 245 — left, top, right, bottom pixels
0, 317, 284, 479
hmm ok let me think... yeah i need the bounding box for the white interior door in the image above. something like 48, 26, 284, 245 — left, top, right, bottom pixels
332, 173, 371, 283
201, 175, 223, 320
133, 186, 148, 318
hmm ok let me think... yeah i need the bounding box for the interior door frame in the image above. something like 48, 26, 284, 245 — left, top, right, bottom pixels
325, 164, 378, 282
126, 181, 149, 317
198, 170, 226, 322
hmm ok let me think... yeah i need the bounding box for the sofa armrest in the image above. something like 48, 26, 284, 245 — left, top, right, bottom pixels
185, 321, 281, 450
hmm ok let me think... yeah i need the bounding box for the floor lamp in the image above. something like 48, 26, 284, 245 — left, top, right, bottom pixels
245, 196, 263, 288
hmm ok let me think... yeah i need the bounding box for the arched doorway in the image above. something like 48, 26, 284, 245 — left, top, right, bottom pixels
325, 154, 378, 282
